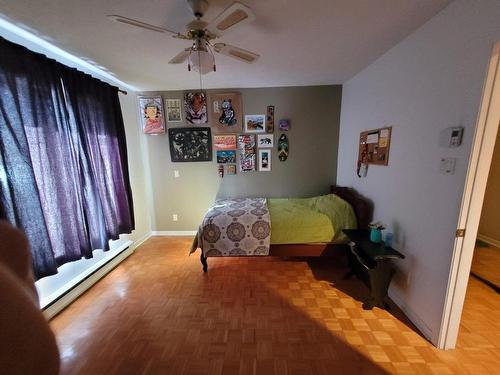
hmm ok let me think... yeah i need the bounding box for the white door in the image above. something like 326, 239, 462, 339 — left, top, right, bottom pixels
438, 43, 500, 349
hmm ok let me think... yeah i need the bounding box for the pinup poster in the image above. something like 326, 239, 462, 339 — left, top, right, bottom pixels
138, 96, 166, 135
213, 135, 237, 150
184, 92, 208, 124
210, 92, 243, 133
237, 134, 256, 172
166, 98, 182, 122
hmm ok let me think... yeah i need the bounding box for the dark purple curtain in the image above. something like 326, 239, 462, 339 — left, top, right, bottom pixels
0, 37, 134, 279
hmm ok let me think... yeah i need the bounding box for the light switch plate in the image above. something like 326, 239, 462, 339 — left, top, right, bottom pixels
440, 157, 456, 175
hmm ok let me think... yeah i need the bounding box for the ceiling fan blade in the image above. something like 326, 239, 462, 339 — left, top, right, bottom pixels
169, 48, 192, 64
172, 34, 191, 40
107, 15, 182, 36
206, 2, 256, 36
213, 43, 259, 64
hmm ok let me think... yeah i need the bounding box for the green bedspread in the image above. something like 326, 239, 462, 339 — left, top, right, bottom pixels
190, 193, 358, 254
268, 194, 357, 244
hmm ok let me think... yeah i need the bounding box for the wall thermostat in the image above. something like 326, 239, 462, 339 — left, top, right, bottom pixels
448, 127, 464, 147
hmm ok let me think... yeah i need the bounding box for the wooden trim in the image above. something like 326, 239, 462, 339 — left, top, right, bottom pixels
439, 42, 500, 350
476, 233, 500, 248
269, 243, 348, 257
470, 272, 500, 293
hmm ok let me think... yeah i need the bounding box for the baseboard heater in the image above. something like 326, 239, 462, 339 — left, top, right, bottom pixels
42, 244, 133, 320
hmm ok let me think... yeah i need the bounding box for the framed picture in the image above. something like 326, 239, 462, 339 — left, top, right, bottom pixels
237, 134, 256, 172
213, 134, 237, 150
210, 92, 243, 133
166, 99, 182, 122
138, 96, 165, 135
216, 150, 236, 164
184, 92, 208, 124
257, 134, 274, 148
226, 164, 236, 175
244, 114, 266, 133
168, 127, 212, 162
259, 149, 271, 171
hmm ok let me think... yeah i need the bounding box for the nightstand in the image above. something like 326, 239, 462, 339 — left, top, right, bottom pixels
342, 229, 405, 310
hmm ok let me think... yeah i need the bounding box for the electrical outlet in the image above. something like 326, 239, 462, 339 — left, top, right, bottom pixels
174, 170, 180, 178
172, 214, 178, 221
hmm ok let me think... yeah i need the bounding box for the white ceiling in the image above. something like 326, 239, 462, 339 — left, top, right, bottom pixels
0, 0, 452, 91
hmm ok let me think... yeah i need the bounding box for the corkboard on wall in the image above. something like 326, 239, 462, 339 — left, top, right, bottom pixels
358, 127, 392, 166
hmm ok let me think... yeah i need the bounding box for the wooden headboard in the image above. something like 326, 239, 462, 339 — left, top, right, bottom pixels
330, 185, 373, 229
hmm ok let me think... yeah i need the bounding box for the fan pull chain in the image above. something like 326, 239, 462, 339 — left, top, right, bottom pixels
198, 50, 203, 92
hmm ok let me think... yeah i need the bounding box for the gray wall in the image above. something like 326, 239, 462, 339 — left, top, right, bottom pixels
337, 0, 500, 345
139, 85, 342, 231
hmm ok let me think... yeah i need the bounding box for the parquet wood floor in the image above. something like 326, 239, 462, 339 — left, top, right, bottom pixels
50, 237, 500, 375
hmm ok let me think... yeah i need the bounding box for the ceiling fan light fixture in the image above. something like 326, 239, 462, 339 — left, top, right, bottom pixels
189, 45, 216, 74
107, 1, 259, 74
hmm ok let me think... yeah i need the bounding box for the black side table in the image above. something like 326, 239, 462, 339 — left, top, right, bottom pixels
342, 229, 405, 310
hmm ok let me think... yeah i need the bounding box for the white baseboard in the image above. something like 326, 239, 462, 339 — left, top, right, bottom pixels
43, 246, 134, 320
42, 230, 188, 319
388, 289, 435, 345
151, 230, 197, 236
477, 234, 500, 248
131, 231, 152, 249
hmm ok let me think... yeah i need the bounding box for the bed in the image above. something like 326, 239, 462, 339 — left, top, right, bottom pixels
190, 185, 372, 271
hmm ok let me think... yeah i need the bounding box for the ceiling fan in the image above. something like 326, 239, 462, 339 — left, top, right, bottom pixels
107, 0, 259, 74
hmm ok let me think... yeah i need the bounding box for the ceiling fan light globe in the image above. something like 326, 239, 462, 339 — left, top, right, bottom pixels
189, 49, 215, 74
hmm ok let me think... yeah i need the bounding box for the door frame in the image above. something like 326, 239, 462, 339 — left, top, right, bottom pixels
438, 42, 500, 349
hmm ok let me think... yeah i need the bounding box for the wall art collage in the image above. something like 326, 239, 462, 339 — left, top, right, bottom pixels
137, 93, 291, 176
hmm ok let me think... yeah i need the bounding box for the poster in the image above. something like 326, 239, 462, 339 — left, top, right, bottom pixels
138, 96, 165, 135
168, 127, 212, 162
237, 134, 256, 172
166, 99, 182, 122
210, 92, 243, 133
184, 92, 208, 124
213, 135, 237, 150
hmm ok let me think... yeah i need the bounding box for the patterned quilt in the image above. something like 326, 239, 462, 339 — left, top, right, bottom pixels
198, 198, 271, 257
